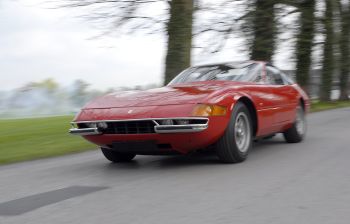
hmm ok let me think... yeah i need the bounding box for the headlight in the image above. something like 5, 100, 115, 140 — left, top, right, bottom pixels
160, 119, 174, 125
97, 122, 108, 129
192, 104, 227, 116
86, 122, 97, 128
86, 122, 108, 129
176, 119, 190, 125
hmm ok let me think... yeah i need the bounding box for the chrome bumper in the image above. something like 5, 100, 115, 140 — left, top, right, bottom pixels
154, 124, 208, 133
69, 117, 209, 136
69, 127, 101, 136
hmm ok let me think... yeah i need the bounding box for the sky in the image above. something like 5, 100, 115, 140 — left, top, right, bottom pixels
0, 0, 296, 91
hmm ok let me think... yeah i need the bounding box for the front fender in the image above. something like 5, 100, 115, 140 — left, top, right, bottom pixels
204, 90, 255, 114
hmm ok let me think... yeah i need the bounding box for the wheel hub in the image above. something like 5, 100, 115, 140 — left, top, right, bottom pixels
234, 112, 251, 153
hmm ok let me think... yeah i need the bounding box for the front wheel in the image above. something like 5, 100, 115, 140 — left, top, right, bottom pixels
101, 148, 136, 163
283, 104, 306, 143
216, 102, 253, 163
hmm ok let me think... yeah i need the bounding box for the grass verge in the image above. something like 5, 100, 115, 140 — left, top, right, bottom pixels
0, 116, 94, 165
310, 100, 350, 112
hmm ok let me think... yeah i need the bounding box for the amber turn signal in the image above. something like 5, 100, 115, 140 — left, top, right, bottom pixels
192, 104, 227, 116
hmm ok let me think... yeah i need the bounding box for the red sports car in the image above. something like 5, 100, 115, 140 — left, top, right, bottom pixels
70, 61, 309, 163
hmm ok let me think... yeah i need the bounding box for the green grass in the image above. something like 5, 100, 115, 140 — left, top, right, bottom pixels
310, 100, 350, 112
0, 116, 94, 165
1, 100, 350, 165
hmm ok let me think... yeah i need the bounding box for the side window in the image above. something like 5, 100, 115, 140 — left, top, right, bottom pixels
266, 66, 285, 85
280, 71, 294, 85
247, 63, 264, 83
253, 74, 263, 83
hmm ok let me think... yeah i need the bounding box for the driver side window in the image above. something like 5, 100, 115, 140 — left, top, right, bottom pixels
266, 66, 285, 85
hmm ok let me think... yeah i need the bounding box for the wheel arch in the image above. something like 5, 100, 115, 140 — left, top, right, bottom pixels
236, 96, 258, 137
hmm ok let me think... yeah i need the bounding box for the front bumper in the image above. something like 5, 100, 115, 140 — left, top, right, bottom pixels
69, 116, 229, 153
69, 117, 209, 135
69, 127, 101, 136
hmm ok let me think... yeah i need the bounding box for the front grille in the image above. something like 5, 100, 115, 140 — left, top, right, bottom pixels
75, 118, 209, 135
104, 121, 156, 134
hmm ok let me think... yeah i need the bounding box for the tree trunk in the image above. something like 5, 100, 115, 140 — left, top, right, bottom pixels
164, 0, 194, 85
295, 0, 315, 93
250, 0, 276, 61
320, 0, 335, 102
339, 1, 350, 100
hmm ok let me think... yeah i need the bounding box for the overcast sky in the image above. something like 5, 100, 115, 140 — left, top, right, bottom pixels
0, 0, 296, 91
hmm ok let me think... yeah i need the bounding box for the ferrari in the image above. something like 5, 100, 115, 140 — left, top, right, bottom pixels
70, 61, 309, 163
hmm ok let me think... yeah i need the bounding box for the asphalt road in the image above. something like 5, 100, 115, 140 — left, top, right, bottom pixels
1, 108, 350, 224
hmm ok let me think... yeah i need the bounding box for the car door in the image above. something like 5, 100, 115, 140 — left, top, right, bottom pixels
265, 66, 298, 129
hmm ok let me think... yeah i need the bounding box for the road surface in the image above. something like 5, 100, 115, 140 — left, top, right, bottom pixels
1, 108, 350, 224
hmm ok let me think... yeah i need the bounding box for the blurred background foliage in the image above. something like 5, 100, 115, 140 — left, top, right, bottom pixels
0, 79, 159, 118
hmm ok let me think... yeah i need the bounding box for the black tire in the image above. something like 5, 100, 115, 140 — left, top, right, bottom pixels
283, 104, 306, 143
101, 148, 136, 163
216, 102, 253, 163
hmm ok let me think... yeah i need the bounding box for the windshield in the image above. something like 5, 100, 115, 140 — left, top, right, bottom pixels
168, 63, 262, 85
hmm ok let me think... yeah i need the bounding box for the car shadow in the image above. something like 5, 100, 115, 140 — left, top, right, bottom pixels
101, 135, 288, 170
101, 153, 219, 171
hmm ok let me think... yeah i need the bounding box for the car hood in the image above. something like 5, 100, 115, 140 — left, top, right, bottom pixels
84, 81, 246, 109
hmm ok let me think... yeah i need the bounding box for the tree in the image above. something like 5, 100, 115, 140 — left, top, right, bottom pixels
71, 79, 90, 107
195, 0, 299, 63
338, 0, 350, 100
193, 0, 278, 61
164, 0, 194, 84
60, 0, 194, 85
26, 78, 59, 93
294, 0, 315, 93
320, 0, 335, 101
250, 0, 277, 61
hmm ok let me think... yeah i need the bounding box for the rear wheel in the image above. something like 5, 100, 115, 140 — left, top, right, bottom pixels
101, 148, 136, 163
216, 102, 253, 163
283, 104, 306, 143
